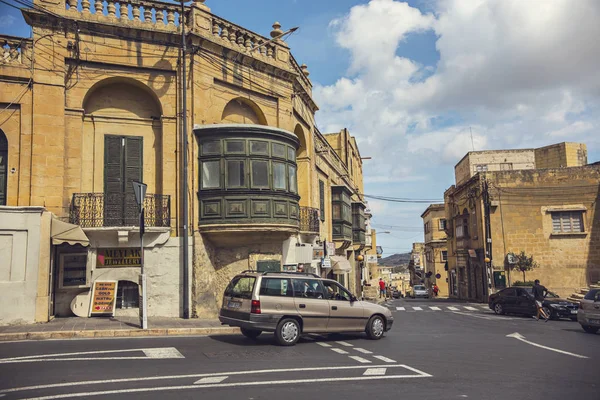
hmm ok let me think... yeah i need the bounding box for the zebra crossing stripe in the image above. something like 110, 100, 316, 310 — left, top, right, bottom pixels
396, 307, 405, 311
429, 306, 441, 311
412, 307, 422, 311
464, 306, 478, 311
447, 306, 459, 311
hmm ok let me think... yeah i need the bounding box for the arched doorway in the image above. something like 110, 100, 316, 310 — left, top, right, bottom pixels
221, 98, 267, 125
0, 130, 7, 205
82, 78, 163, 226
116, 280, 139, 309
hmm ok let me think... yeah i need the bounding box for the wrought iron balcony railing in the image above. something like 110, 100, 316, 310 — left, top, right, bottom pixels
299, 206, 319, 233
69, 193, 170, 228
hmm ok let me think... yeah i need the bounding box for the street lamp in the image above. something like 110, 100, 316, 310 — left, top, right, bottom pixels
132, 180, 148, 330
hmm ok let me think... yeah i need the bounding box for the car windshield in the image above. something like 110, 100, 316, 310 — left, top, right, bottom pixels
584, 289, 600, 301
414, 286, 426, 290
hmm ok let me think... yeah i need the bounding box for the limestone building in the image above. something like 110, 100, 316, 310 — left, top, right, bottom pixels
408, 242, 425, 286
444, 142, 599, 301
421, 204, 448, 297
0, 0, 372, 324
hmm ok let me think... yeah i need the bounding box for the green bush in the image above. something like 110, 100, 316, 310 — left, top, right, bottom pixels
512, 281, 535, 287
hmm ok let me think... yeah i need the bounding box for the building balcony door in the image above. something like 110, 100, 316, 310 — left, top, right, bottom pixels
104, 135, 143, 226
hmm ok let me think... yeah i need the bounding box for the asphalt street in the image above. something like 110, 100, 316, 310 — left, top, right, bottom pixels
0, 298, 598, 400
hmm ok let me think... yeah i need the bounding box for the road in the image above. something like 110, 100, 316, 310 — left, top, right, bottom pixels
0, 298, 598, 400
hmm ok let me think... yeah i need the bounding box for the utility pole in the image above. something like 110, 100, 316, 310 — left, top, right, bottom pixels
482, 179, 493, 300
180, 0, 189, 319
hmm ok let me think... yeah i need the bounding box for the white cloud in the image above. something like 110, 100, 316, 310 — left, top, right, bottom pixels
0, 15, 16, 27
315, 0, 600, 184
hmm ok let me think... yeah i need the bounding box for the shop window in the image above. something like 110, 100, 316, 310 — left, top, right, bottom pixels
273, 162, 286, 190
551, 211, 584, 233
226, 160, 245, 188
251, 160, 269, 188
201, 160, 220, 189
58, 253, 88, 289
116, 280, 139, 309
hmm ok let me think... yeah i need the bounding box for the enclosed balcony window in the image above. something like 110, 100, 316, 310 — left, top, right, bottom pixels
288, 165, 297, 193
227, 160, 245, 188
251, 160, 269, 188
202, 160, 220, 189
272, 143, 286, 158
287, 146, 296, 161
202, 140, 221, 155
250, 141, 268, 155
226, 140, 245, 153
273, 162, 287, 190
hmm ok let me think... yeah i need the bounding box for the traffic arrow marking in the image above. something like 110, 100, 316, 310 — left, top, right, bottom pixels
194, 376, 228, 384
506, 332, 588, 359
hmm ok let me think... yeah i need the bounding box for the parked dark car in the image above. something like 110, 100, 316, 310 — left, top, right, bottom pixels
392, 289, 403, 299
488, 287, 578, 320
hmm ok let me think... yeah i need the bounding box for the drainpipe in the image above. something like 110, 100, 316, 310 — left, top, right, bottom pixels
181, 0, 189, 319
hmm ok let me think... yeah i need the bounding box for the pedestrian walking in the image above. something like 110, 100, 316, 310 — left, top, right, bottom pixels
378, 278, 386, 298
532, 279, 549, 322
433, 284, 439, 297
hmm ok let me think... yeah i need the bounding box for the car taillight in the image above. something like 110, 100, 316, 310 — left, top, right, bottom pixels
251, 300, 261, 314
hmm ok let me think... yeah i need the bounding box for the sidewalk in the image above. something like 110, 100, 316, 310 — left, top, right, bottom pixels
0, 316, 240, 342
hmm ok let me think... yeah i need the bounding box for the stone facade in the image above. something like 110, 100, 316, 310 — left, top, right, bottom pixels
455, 149, 535, 186
421, 204, 449, 297
408, 242, 425, 286
445, 162, 600, 300
0, 0, 371, 321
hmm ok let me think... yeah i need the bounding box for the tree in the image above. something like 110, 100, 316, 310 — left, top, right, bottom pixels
507, 251, 539, 282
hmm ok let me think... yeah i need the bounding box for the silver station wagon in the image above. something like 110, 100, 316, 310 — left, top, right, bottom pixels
219, 271, 394, 346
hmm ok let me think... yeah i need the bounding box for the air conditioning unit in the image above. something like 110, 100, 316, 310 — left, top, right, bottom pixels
295, 245, 313, 264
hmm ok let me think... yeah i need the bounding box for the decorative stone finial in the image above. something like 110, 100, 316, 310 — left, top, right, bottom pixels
270, 21, 283, 39
300, 63, 310, 77
193, 0, 210, 11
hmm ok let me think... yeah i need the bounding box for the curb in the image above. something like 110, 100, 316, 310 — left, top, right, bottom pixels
0, 327, 241, 342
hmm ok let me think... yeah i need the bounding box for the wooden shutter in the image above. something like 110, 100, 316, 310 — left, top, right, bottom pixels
124, 137, 143, 226
319, 180, 325, 221
104, 136, 124, 225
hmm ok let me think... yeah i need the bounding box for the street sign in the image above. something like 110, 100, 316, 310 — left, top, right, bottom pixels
132, 181, 147, 211
322, 257, 331, 269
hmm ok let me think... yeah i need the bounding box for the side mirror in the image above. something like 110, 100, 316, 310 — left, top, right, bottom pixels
350, 295, 357, 302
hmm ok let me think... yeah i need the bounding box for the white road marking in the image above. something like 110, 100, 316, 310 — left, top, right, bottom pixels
412, 307, 422, 311
331, 348, 349, 355
349, 356, 371, 363
396, 307, 405, 311
316, 342, 332, 348
464, 306, 478, 311
194, 376, 228, 384
354, 348, 373, 354
22, 374, 433, 399
373, 355, 396, 363
451, 311, 517, 321
335, 341, 353, 347
0, 347, 184, 364
429, 306, 441, 311
447, 306, 459, 311
0, 364, 425, 395
363, 368, 386, 376
142, 348, 184, 359
506, 332, 589, 359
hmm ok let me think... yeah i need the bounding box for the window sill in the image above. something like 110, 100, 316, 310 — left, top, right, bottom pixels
550, 232, 588, 238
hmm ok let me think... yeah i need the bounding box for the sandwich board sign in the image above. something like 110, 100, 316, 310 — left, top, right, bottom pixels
89, 280, 118, 317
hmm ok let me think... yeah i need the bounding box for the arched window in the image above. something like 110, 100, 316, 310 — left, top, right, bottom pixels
0, 130, 7, 206
221, 98, 267, 125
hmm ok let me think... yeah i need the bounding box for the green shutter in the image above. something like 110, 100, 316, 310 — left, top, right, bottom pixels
319, 180, 325, 221
124, 137, 143, 225
104, 136, 123, 194
0, 131, 7, 206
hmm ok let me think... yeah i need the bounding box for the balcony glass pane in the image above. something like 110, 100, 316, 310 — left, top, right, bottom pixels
251, 160, 269, 188
333, 204, 341, 219
202, 161, 220, 189
227, 160, 245, 187
226, 140, 245, 153
202, 140, 220, 155
288, 165, 297, 193
272, 143, 286, 158
250, 141, 268, 155
273, 162, 286, 190
287, 146, 296, 161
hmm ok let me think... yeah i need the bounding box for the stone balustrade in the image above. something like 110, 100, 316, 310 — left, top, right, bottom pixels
64, 0, 185, 31
208, 15, 277, 60
1, 35, 32, 65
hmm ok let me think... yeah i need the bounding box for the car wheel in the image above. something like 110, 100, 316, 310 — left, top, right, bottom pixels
542, 306, 555, 320
366, 315, 385, 340
493, 303, 504, 315
275, 318, 300, 346
240, 328, 262, 339
582, 325, 599, 334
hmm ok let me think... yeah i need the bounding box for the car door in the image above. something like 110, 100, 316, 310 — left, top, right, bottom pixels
322, 280, 365, 332
291, 278, 329, 332
515, 288, 535, 315
499, 288, 517, 313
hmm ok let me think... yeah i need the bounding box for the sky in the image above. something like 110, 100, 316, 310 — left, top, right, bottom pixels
2, 0, 600, 256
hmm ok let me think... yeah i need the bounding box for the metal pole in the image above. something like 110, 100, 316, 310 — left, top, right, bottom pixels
140, 207, 148, 329
181, 0, 190, 319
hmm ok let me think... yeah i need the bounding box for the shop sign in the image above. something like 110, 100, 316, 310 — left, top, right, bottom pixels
366, 255, 378, 264
313, 248, 324, 259
89, 280, 118, 316
326, 242, 335, 255
97, 248, 141, 267
468, 249, 477, 258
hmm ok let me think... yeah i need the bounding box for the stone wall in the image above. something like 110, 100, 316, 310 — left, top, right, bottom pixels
534, 142, 587, 169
